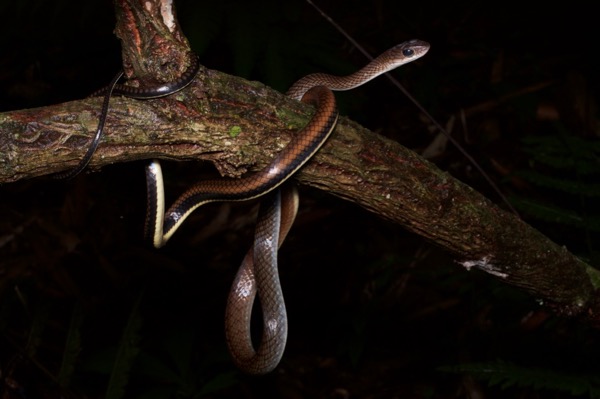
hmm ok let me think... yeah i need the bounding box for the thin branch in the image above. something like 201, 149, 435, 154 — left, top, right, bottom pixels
1, 64, 599, 326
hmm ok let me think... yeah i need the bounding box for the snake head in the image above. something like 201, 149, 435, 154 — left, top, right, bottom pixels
388, 39, 430, 65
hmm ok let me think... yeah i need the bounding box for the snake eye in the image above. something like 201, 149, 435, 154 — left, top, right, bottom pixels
402, 48, 415, 57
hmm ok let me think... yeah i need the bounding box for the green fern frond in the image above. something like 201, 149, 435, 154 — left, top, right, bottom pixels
26, 301, 50, 358
513, 132, 600, 241
510, 196, 600, 231
521, 135, 600, 175
439, 360, 600, 397
517, 170, 600, 197
57, 302, 85, 388
105, 293, 144, 399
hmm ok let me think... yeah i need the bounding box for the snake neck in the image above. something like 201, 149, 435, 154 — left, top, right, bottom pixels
286, 39, 429, 100
287, 67, 390, 100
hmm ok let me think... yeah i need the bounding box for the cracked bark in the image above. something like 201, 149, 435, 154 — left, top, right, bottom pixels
1, 0, 599, 326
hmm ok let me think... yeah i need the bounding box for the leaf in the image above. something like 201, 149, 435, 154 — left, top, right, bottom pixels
105, 293, 144, 399
57, 302, 85, 388
511, 196, 600, 232
439, 359, 600, 397
517, 170, 600, 197
521, 135, 600, 176
26, 301, 50, 358
195, 371, 239, 397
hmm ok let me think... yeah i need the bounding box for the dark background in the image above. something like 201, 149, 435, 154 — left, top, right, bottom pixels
1, 1, 599, 398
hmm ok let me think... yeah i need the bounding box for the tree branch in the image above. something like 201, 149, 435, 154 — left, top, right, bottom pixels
0, 0, 598, 327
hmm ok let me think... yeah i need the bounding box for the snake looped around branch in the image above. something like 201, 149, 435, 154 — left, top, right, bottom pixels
223, 39, 428, 373
146, 39, 430, 253
54, 56, 201, 180
63, 39, 429, 375
159, 40, 429, 374
145, 39, 429, 374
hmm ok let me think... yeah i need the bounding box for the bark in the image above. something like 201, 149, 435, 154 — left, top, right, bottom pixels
1, 0, 599, 325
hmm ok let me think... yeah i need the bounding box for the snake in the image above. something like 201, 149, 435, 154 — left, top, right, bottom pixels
63, 39, 429, 374
145, 39, 429, 247
144, 39, 430, 374
54, 55, 200, 180
224, 185, 299, 374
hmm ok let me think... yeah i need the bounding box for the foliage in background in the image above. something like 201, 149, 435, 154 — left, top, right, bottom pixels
512, 133, 600, 262
440, 360, 600, 398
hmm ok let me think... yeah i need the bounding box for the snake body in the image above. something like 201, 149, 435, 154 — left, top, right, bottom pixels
93, 55, 201, 99
55, 55, 200, 180
224, 186, 299, 374
147, 39, 429, 247
145, 85, 338, 247
286, 39, 429, 100
221, 39, 430, 374
68, 40, 429, 375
